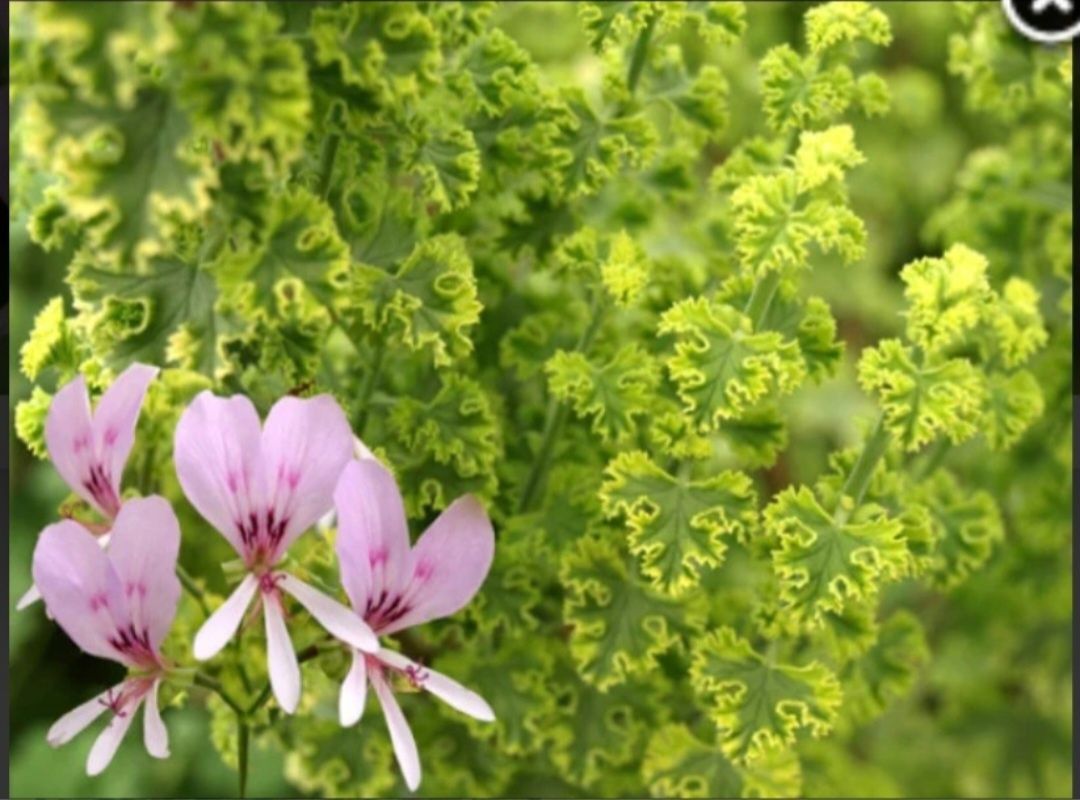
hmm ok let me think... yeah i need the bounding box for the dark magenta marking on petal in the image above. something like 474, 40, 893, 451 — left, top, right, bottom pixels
83, 462, 120, 516
107, 623, 157, 669
365, 589, 412, 631
234, 505, 291, 558
265, 508, 288, 547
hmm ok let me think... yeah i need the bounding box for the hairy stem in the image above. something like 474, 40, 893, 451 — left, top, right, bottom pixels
193, 672, 245, 717
517, 296, 607, 513
627, 15, 657, 94
354, 338, 386, 437
138, 437, 158, 496
176, 564, 210, 617
244, 641, 330, 716
743, 269, 782, 326
913, 438, 950, 480
517, 403, 571, 515
835, 414, 890, 524
237, 719, 250, 798
245, 684, 272, 718
233, 615, 253, 694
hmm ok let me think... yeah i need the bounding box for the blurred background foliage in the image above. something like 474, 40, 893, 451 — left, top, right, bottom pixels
8, 1, 1072, 797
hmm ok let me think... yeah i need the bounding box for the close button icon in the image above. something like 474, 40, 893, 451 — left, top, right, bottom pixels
1003, 0, 1080, 42
1032, 0, 1071, 12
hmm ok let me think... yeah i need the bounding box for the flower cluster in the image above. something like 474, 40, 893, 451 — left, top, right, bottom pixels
22, 367, 496, 789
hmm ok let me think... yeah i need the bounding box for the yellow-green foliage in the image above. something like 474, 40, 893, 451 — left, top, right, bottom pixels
8, 2, 1071, 798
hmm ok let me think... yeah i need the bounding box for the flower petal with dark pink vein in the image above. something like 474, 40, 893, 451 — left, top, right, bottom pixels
379, 495, 494, 635
334, 459, 413, 617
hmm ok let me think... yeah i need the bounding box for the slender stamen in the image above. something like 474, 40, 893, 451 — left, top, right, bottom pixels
99, 687, 127, 716
403, 663, 429, 688
258, 571, 285, 596
97, 676, 157, 718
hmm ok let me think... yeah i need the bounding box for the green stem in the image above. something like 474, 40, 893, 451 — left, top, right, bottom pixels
316, 131, 341, 200
517, 403, 570, 514
244, 641, 329, 716
517, 296, 607, 513
743, 270, 781, 326
237, 720, 250, 798
176, 565, 210, 617
194, 673, 245, 717
354, 338, 386, 438
245, 683, 273, 718
233, 614, 253, 694
835, 414, 890, 524
138, 438, 157, 496
627, 15, 657, 94
913, 438, 950, 480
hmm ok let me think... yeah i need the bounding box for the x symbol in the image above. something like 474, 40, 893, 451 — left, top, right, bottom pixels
1033, 0, 1073, 12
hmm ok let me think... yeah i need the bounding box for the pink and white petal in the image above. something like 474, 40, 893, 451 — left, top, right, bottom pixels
380, 496, 494, 635
21, 530, 111, 613
16, 582, 42, 611
93, 363, 158, 498
371, 670, 421, 792
193, 574, 258, 661
353, 436, 378, 462
377, 650, 495, 722
339, 650, 368, 727
32, 520, 130, 665
173, 391, 266, 559
44, 375, 100, 513
334, 459, 412, 614
263, 594, 301, 714
277, 573, 378, 652
47, 683, 121, 746
106, 497, 181, 650
260, 395, 353, 558
143, 679, 169, 759
86, 694, 142, 776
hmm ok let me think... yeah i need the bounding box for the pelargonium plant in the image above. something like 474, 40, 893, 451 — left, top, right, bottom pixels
9, 1, 1071, 798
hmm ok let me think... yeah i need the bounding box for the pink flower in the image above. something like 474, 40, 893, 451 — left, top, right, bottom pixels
174, 392, 378, 713
334, 459, 496, 791
18, 363, 158, 611
47, 363, 159, 519
32, 497, 181, 775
